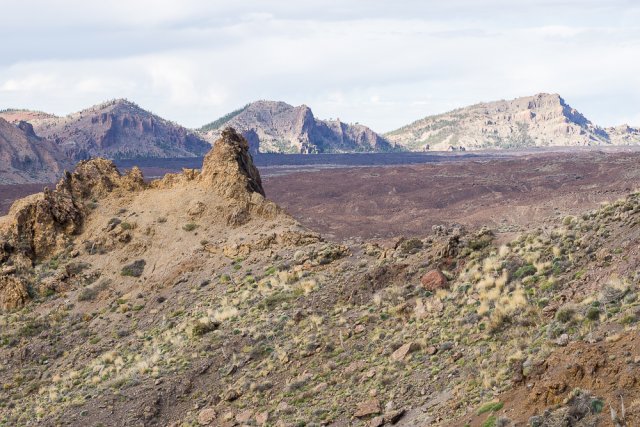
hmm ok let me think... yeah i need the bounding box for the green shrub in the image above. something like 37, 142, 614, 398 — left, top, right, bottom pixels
585, 306, 600, 321
555, 306, 575, 323
590, 398, 604, 413
192, 320, 219, 336
183, 223, 198, 232
514, 264, 536, 279
121, 260, 146, 277
477, 401, 503, 415
481, 416, 497, 427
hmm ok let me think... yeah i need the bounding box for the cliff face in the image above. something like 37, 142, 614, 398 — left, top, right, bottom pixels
386, 93, 640, 150
202, 100, 395, 153
29, 99, 211, 160
0, 118, 72, 184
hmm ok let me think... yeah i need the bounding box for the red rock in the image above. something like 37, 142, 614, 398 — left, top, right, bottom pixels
420, 270, 449, 291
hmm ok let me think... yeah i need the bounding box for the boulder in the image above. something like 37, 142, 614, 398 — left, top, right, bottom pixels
354, 399, 381, 418
420, 270, 449, 291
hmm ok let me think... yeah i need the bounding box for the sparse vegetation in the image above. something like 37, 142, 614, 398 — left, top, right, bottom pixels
120, 260, 146, 277
182, 223, 198, 231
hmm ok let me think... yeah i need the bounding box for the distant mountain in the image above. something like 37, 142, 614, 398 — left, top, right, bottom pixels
200, 100, 396, 153
386, 93, 640, 151
0, 118, 72, 184
19, 100, 211, 161
0, 109, 58, 123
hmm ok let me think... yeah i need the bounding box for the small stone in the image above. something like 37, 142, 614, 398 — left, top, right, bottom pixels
313, 382, 328, 393
255, 411, 269, 425
555, 333, 569, 347
224, 389, 241, 401
355, 324, 366, 334
236, 409, 253, 423
426, 346, 438, 355
385, 409, 406, 424
354, 399, 381, 418
197, 408, 216, 426
369, 416, 384, 427
276, 401, 293, 415
391, 342, 417, 362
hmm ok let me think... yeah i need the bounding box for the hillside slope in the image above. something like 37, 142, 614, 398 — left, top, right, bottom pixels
27, 99, 211, 160
0, 118, 72, 184
1, 128, 640, 426
201, 100, 395, 153
387, 93, 640, 151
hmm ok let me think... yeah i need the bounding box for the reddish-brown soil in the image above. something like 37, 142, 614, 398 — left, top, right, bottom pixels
263, 151, 640, 240
461, 331, 640, 426
4, 151, 640, 245
0, 183, 50, 214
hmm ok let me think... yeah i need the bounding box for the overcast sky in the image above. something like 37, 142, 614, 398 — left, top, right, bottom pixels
1, 0, 639, 132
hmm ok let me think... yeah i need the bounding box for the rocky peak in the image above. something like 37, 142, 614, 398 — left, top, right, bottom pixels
386, 93, 640, 150
202, 100, 395, 153
200, 127, 265, 199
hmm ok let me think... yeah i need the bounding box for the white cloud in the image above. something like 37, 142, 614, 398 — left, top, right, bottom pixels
0, 1, 639, 131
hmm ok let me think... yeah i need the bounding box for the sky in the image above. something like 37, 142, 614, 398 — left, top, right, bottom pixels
1, 0, 639, 132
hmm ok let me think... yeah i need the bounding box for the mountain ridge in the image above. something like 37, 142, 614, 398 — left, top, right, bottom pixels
202, 100, 397, 154
0, 117, 72, 184
386, 93, 640, 150
6, 99, 212, 161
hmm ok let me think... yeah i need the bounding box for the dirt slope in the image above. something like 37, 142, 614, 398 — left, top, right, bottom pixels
1, 129, 639, 426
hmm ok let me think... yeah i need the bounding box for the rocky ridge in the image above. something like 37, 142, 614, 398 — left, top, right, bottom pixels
386, 93, 640, 151
0, 117, 72, 184
24, 99, 211, 161
202, 100, 395, 153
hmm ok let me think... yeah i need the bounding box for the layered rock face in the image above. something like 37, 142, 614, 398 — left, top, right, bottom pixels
29, 99, 211, 160
202, 100, 395, 153
0, 118, 72, 184
386, 93, 640, 150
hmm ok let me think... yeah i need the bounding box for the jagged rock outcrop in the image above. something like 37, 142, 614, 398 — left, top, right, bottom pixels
0, 159, 144, 267
386, 93, 640, 150
201, 100, 395, 153
200, 128, 265, 198
0, 128, 284, 310
0, 159, 143, 309
0, 117, 72, 184
24, 99, 211, 161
